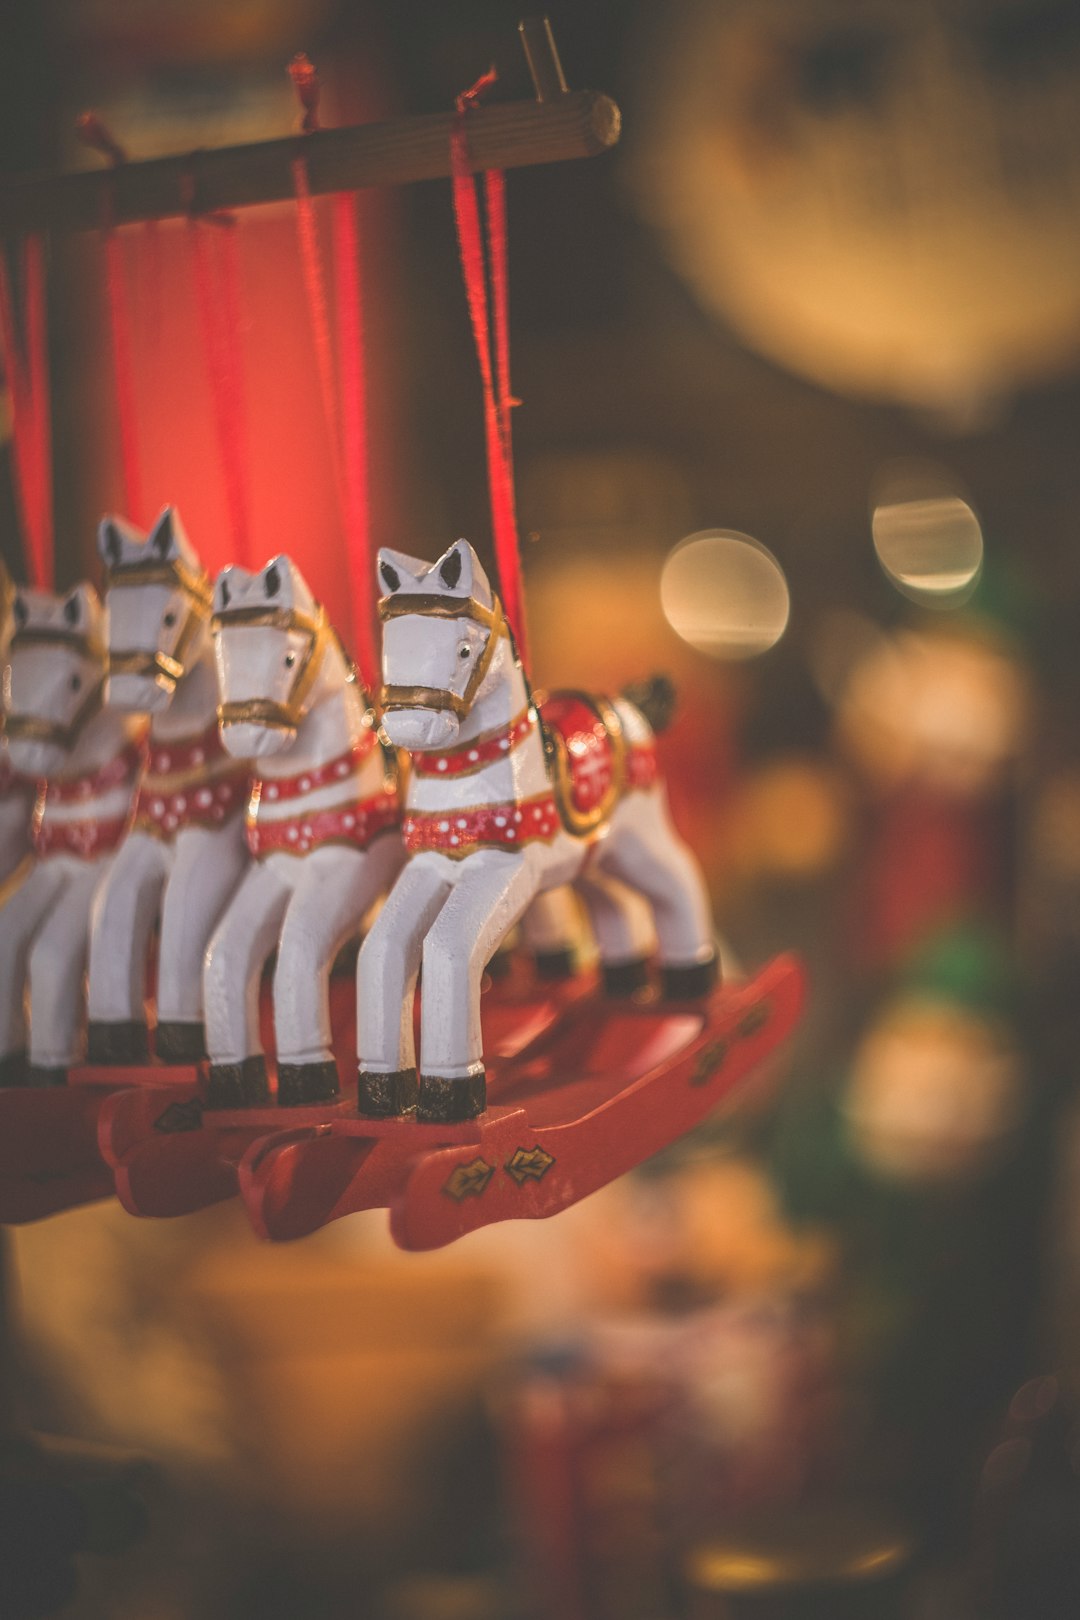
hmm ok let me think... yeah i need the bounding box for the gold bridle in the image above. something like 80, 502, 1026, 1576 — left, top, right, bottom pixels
5, 624, 106, 750
212, 602, 330, 731
105, 557, 213, 691
378, 593, 510, 720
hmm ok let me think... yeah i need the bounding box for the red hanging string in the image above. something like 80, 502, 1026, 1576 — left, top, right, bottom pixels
450, 71, 527, 663
186, 205, 253, 566
23, 236, 52, 587
331, 190, 375, 692
288, 53, 376, 693
77, 113, 144, 527
0, 237, 53, 589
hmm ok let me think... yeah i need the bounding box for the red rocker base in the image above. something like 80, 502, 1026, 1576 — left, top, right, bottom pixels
240, 953, 804, 1251
94, 961, 594, 1221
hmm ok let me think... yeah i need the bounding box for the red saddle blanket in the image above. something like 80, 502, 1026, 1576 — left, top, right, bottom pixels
539, 691, 657, 823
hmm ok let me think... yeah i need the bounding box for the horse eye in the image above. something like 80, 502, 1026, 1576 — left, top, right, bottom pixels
163, 610, 177, 628
284, 652, 296, 668
458, 644, 471, 660
70, 674, 82, 693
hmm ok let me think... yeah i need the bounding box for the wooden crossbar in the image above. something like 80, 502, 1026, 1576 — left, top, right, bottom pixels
0, 19, 620, 235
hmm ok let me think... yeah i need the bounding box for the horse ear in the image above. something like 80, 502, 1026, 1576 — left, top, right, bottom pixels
214, 569, 236, 613
149, 506, 176, 560
63, 589, 83, 627
431, 540, 485, 602
377, 548, 422, 596
98, 518, 124, 567
438, 548, 463, 591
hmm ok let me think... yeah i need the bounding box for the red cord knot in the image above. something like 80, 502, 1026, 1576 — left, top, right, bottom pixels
76, 112, 127, 167
456, 65, 498, 117
289, 53, 322, 134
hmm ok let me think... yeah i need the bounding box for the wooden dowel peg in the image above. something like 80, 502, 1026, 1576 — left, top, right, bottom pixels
519, 17, 570, 101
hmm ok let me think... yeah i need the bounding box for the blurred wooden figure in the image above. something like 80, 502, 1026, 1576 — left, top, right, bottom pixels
204, 556, 403, 1108
87, 508, 250, 1064
0, 584, 143, 1084
0, 561, 37, 890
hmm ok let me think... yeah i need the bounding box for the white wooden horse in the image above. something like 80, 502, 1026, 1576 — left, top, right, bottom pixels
0, 560, 37, 890
203, 556, 404, 1108
86, 507, 250, 1064
356, 540, 717, 1123
0, 584, 144, 1085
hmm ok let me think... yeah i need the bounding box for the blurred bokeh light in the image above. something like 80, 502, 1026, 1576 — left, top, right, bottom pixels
660, 528, 790, 660
871, 460, 984, 608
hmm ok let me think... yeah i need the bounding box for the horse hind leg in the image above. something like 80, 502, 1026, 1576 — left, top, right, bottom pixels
597, 788, 719, 1000
518, 885, 583, 981
576, 870, 657, 997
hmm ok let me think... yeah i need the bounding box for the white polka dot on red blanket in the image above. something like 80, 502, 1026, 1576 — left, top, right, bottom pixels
196, 789, 212, 808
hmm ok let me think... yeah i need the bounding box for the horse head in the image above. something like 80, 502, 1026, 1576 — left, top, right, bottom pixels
212, 555, 333, 759
3, 582, 107, 778
377, 539, 512, 751
99, 506, 212, 715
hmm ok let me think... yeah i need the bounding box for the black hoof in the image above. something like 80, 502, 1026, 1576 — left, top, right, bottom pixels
26, 1065, 68, 1089
417, 1071, 486, 1124
154, 1021, 206, 1064
204, 1057, 270, 1111
278, 1061, 340, 1108
602, 957, 651, 999
0, 1052, 27, 1088
86, 1020, 149, 1065
534, 948, 578, 982
357, 1068, 417, 1119
661, 953, 719, 1002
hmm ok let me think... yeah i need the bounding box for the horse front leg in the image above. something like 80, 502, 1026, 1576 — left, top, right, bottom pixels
0, 862, 65, 1084
86, 832, 166, 1064
203, 861, 291, 1107
155, 818, 248, 1063
356, 856, 452, 1118
418, 851, 540, 1122
272, 833, 402, 1106
26, 860, 106, 1081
